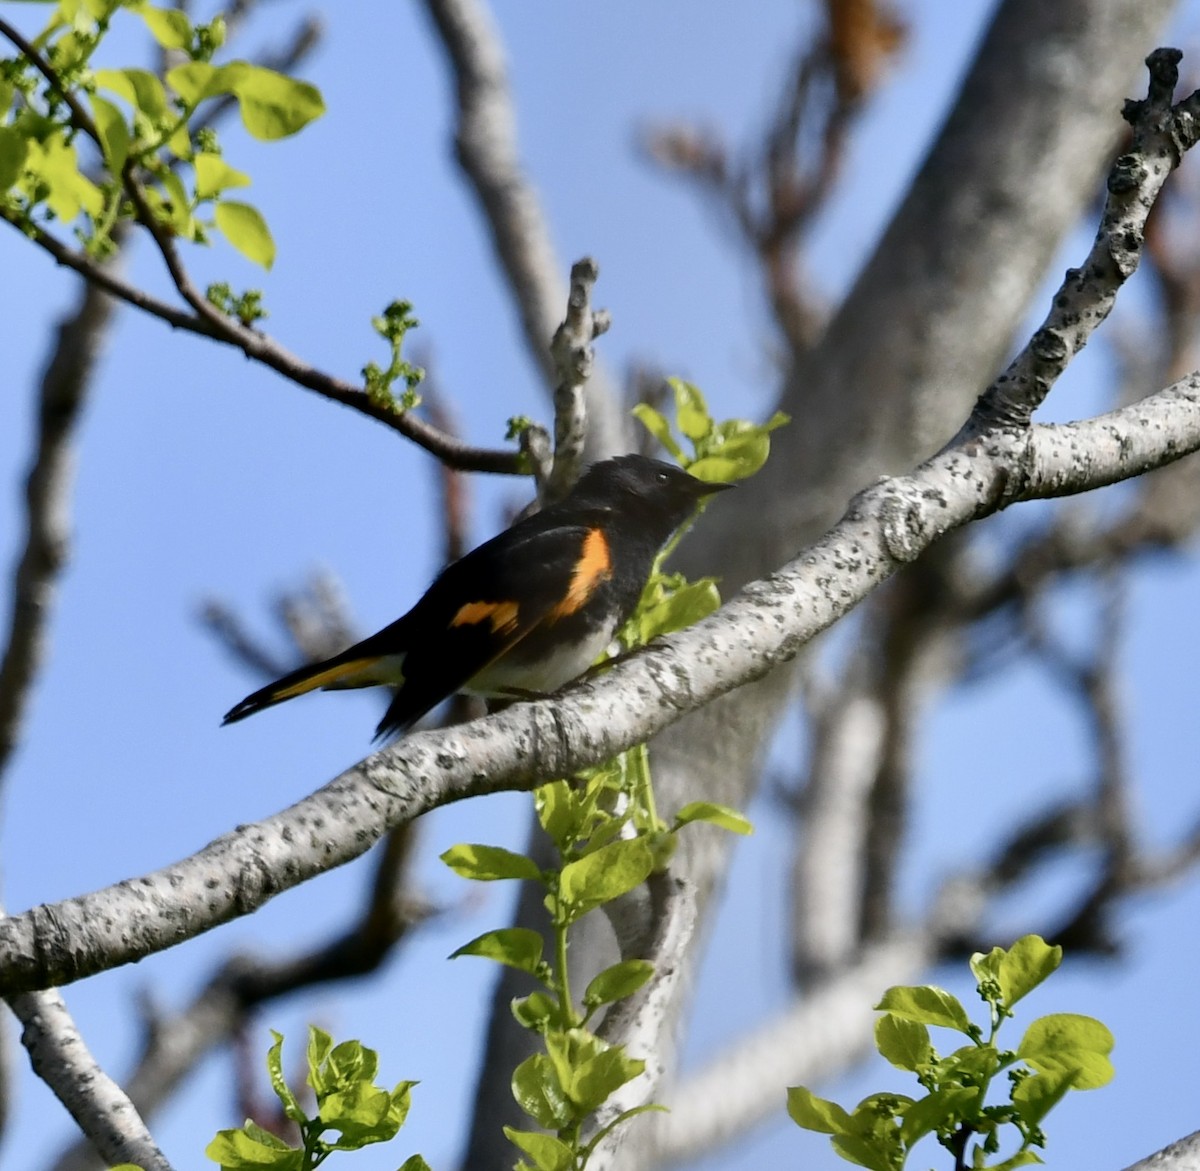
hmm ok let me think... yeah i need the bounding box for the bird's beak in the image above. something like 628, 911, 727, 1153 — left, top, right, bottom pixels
695, 479, 735, 495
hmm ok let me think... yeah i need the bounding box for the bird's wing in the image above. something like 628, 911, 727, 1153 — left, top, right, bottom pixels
221, 520, 614, 738
372, 520, 614, 738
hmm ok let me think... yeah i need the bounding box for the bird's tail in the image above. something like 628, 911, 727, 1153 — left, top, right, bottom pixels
222, 651, 406, 726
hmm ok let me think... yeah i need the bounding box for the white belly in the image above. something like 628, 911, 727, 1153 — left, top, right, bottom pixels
466, 624, 616, 697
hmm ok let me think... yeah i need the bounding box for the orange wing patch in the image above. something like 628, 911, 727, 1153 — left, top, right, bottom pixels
550, 528, 613, 619
451, 599, 521, 635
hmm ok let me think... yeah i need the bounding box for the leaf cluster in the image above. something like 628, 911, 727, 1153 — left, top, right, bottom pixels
437, 390, 768, 1169
787, 936, 1115, 1170
620, 378, 787, 650
205, 1027, 429, 1171
362, 299, 425, 412
1, 0, 324, 266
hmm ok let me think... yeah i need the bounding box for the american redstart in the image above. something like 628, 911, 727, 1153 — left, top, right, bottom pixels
222, 454, 731, 740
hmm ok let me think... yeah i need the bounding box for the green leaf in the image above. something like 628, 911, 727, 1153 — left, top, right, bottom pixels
898, 1086, 977, 1146
534, 780, 578, 849
23, 134, 103, 219
511, 1052, 575, 1130
1012, 1069, 1079, 1127
135, 3, 192, 49
559, 837, 655, 916
166, 60, 222, 106
584, 959, 655, 1008
88, 94, 129, 175
504, 1127, 574, 1171
214, 200, 275, 268
451, 927, 544, 975
158, 167, 193, 235
398, 1157, 433, 1171
688, 433, 770, 483
511, 990, 562, 1031
387, 1079, 417, 1131
1017, 1013, 1114, 1089
674, 801, 753, 835
634, 578, 721, 641
93, 68, 168, 122
988, 1150, 1045, 1170
194, 152, 251, 200
0, 127, 29, 191
998, 935, 1063, 1008
786, 1085, 853, 1135
669, 378, 712, 442
875, 1013, 931, 1072
875, 985, 973, 1034
571, 1044, 644, 1112
631, 403, 685, 461
205, 1124, 303, 1169
937, 1043, 1000, 1084
321, 1081, 402, 1149
969, 945, 1002, 989
830, 1132, 898, 1171
221, 63, 325, 140
265, 1031, 306, 1124
440, 843, 542, 882
324, 1038, 378, 1090
306, 1025, 333, 1094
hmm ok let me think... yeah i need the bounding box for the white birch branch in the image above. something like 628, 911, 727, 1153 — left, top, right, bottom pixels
10, 989, 172, 1171
1, 372, 1198, 998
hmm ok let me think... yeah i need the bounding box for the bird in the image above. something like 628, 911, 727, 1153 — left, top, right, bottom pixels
222, 454, 732, 741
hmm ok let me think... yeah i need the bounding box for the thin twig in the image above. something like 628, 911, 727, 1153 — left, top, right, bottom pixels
0, 24, 522, 473
544, 257, 608, 502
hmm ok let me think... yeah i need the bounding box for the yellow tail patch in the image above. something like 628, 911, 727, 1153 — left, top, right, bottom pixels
273, 656, 403, 700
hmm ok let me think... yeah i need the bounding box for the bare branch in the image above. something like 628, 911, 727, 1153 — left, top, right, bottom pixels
974, 49, 1196, 428
4, 358, 1200, 996
544, 257, 609, 502
10, 989, 173, 1171
790, 670, 885, 981
44, 822, 430, 1171
0, 277, 115, 784
1120, 1130, 1200, 1171
0, 207, 522, 473
0, 22, 521, 474
417, 0, 628, 459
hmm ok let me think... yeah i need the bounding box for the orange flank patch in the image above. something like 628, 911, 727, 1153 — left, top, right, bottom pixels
551, 528, 613, 619
451, 599, 521, 635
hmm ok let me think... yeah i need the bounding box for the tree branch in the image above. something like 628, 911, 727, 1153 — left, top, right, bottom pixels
544, 257, 609, 502
417, 0, 628, 460
0, 278, 115, 783
0, 21, 524, 474
10, 988, 173, 1171
2, 203, 523, 472
2, 367, 1198, 996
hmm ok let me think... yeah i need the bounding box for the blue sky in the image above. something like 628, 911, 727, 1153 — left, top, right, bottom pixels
3, 2, 1200, 1169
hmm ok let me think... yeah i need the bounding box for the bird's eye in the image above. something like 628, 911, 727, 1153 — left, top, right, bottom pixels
656, 471, 670, 484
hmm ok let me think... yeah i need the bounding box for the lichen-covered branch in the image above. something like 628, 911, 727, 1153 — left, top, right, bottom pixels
1, 368, 1198, 997
11, 988, 173, 1171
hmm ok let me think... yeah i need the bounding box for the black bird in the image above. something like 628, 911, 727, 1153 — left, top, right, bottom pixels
222, 454, 731, 740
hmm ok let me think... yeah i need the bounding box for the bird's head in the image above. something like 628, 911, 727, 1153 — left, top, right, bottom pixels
571, 453, 732, 537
